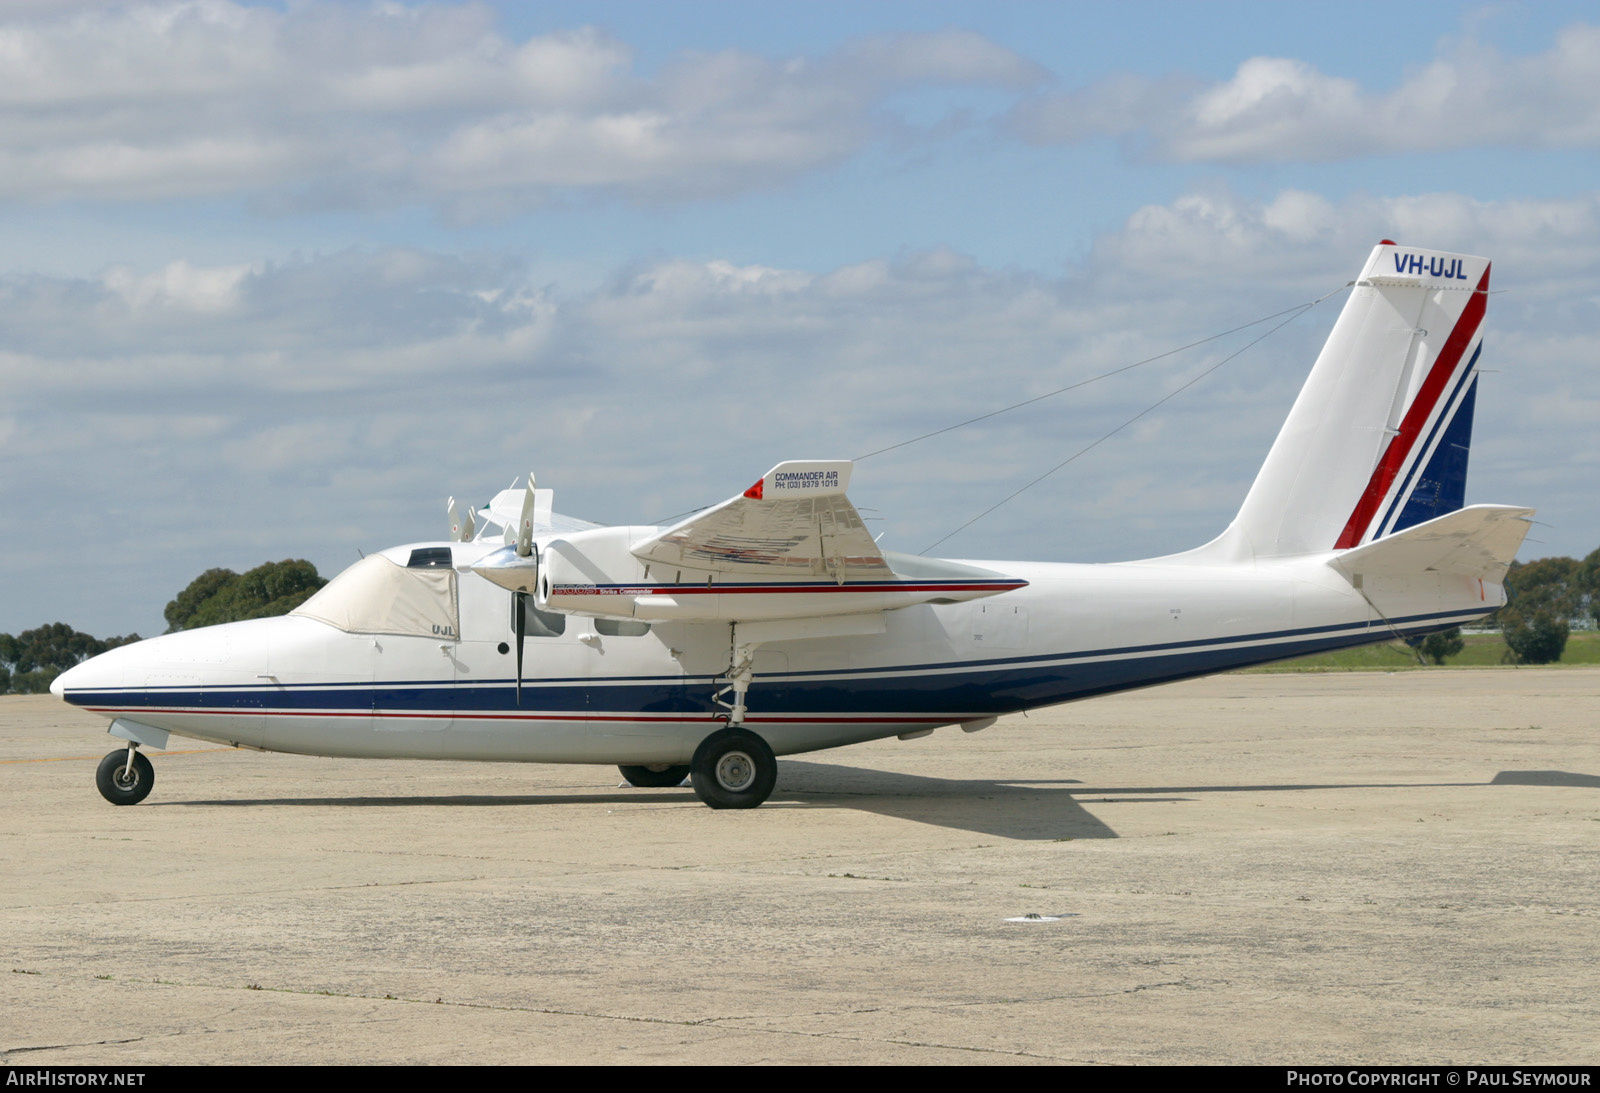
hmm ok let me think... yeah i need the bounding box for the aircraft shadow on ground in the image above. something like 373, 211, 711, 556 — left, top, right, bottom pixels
766, 763, 1598, 838
160, 765, 1124, 839
1489, 770, 1600, 788
157, 766, 1598, 842
771, 761, 1120, 840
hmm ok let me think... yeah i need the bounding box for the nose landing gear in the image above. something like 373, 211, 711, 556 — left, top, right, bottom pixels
96, 746, 155, 806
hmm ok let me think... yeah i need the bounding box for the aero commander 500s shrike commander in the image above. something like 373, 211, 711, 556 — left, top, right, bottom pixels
55, 243, 1532, 810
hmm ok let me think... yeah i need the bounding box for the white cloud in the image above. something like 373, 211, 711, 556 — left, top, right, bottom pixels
0, 238, 1283, 631
102, 259, 252, 312
1092, 188, 1600, 288
1013, 23, 1600, 162
7, 186, 1600, 635
0, 3, 1038, 209
1008, 72, 1197, 145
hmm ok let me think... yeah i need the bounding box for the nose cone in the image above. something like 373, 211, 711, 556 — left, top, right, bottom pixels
52, 639, 158, 707
54, 616, 302, 707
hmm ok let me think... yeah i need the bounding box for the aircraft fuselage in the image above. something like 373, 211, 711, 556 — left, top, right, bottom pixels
55, 536, 1497, 766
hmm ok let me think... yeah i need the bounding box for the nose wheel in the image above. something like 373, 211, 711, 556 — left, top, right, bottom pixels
96, 747, 155, 806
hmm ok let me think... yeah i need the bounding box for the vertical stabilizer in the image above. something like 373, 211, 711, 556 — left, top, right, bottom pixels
1208, 243, 1489, 560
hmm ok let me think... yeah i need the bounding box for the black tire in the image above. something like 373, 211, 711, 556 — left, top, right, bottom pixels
96, 749, 154, 806
690, 728, 777, 810
618, 763, 691, 788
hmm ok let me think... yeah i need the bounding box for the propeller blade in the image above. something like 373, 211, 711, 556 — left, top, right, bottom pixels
517, 472, 536, 557
513, 591, 526, 706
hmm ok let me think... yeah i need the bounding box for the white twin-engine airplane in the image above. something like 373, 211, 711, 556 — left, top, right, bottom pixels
56, 242, 1533, 810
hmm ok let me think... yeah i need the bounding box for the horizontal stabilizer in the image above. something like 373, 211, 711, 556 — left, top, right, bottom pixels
1327, 504, 1534, 584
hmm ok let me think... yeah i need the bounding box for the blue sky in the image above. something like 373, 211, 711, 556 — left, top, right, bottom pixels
3, 1, 1597, 636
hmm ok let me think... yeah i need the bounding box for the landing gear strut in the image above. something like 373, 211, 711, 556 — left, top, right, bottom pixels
712, 641, 758, 726
96, 746, 154, 806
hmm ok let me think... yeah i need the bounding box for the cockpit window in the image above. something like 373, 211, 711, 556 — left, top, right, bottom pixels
292, 554, 460, 638
407, 547, 454, 568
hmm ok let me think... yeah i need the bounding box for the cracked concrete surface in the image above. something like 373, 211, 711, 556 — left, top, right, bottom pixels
2, 669, 1597, 1064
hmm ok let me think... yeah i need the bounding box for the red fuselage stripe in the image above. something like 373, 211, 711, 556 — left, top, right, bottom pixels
550, 581, 1027, 596
81, 706, 955, 725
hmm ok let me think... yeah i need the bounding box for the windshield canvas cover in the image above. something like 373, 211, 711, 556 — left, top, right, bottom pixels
292, 554, 460, 638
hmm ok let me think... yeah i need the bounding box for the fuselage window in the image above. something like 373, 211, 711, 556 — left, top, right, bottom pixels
515, 602, 567, 637
595, 618, 651, 637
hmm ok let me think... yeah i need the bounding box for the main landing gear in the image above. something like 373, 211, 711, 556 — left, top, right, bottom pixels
680, 627, 779, 808
617, 763, 691, 788
616, 629, 783, 808
96, 746, 154, 806
617, 728, 779, 809
689, 728, 777, 810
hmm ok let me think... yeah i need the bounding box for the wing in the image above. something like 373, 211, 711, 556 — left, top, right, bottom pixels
476, 459, 1027, 625
631, 460, 891, 580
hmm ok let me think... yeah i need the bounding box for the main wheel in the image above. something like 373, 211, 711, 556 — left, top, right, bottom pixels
96, 749, 154, 806
618, 763, 691, 788
690, 728, 777, 810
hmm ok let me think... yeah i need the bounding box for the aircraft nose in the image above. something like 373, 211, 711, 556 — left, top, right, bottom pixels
51, 639, 162, 707
53, 620, 293, 710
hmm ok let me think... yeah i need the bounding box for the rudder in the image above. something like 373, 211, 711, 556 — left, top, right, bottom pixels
1212, 242, 1490, 560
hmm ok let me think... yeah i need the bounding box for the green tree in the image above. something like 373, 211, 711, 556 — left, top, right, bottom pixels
1418, 627, 1464, 665
1489, 557, 1583, 663
1491, 557, 1581, 628
1503, 610, 1568, 665
163, 567, 237, 632
0, 624, 141, 694
1579, 546, 1600, 626
9, 621, 109, 674
164, 560, 326, 632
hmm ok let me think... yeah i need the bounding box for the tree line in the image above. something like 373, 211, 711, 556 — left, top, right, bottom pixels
3, 546, 1599, 693
1, 559, 326, 694
1471, 549, 1600, 665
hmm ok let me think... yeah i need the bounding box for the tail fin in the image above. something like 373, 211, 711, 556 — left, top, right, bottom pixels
1213, 242, 1490, 560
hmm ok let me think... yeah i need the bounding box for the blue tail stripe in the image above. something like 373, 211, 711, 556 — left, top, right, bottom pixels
1376, 343, 1480, 538
1390, 376, 1476, 535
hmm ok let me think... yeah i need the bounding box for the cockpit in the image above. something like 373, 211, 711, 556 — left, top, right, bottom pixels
291, 548, 461, 638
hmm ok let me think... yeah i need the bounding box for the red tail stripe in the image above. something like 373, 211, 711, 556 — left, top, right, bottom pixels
1333, 264, 1490, 549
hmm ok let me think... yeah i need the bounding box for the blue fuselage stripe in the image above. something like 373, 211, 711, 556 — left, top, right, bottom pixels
65, 608, 1478, 720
